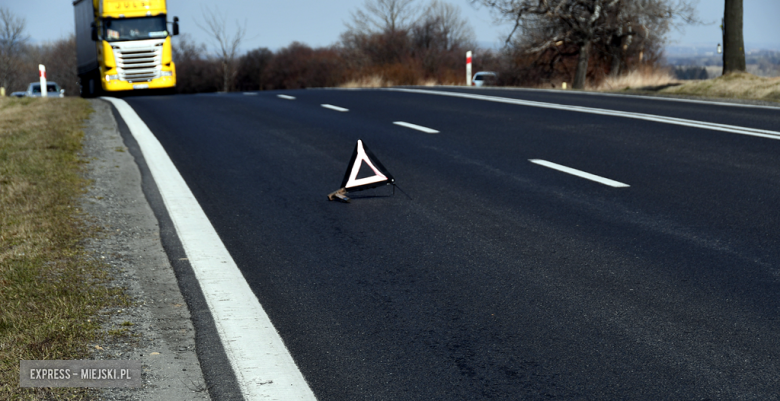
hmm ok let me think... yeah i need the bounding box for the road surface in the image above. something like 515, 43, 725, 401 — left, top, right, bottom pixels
116, 88, 780, 400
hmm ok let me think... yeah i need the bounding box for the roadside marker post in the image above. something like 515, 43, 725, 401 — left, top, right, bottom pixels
328, 140, 395, 203
39, 65, 47, 98
466, 51, 472, 86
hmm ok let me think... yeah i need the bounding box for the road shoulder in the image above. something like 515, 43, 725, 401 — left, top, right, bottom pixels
80, 98, 210, 400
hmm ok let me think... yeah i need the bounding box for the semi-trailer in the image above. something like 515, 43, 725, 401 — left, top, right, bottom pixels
74, 0, 178, 96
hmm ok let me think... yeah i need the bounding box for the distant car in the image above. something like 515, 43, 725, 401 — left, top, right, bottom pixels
10, 91, 27, 97
26, 82, 65, 97
472, 72, 498, 87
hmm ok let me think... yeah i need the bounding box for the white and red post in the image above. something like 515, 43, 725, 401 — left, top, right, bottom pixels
466, 51, 472, 86
39, 64, 47, 98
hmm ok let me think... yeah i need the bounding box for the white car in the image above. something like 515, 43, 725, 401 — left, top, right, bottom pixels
472, 72, 498, 87
26, 82, 65, 97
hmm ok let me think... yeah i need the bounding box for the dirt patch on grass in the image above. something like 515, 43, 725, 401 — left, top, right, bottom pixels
0, 97, 128, 399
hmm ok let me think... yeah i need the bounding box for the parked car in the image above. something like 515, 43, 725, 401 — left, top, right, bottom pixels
10, 91, 27, 97
472, 71, 498, 87
26, 82, 65, 97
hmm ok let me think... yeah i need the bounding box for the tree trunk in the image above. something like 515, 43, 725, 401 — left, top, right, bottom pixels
609, 50, 621, 77
609, 36, 622, 77
222, 59, 230, 92
723, 0, 746, 75
573, 41, 591, 89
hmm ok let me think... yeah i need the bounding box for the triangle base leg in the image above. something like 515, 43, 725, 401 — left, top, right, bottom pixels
327, 188, 350, 203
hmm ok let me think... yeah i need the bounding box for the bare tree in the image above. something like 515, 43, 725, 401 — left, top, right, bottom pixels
235, 47, 273, 91
0, 7, 27, 92
172, 33, 222, 94
196, 7, 247, 92
347, 0, 420, 35
603, 0, 696, 76
474, 0, 616, 88
341, 0, 419, 71
722, 0, 745, 74
474, 0, 696, 88
422, 1, 475, 51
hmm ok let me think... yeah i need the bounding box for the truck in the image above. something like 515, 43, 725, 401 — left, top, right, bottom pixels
74, 0, 179, 96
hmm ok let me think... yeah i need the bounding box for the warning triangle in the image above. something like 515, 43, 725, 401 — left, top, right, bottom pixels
356, 161, 376, 180
340, 140, 394, 192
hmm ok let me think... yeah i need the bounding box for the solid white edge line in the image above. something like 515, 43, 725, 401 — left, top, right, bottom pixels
321, 104, 349, 112
529, 159, 630, 188
278, 94, 296, 100
101, 97, 316, 401
430, 85, 780, 110
393, 121, 440, 134
387, 88, 780, 141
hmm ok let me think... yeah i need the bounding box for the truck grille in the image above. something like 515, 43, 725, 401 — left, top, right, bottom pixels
112, 40, 163, 83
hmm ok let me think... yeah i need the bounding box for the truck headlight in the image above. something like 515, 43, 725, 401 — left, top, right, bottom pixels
105, 74, 120, 82
161, 71, 173, 77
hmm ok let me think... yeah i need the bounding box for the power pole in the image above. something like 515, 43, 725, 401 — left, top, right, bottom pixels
722, 0, 746, 74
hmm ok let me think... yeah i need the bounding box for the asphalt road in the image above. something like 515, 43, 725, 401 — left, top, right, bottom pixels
123, 88, 780, 400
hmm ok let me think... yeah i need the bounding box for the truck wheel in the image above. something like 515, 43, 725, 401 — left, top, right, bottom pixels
79, 76, 89, 98
79, 76, 97, 98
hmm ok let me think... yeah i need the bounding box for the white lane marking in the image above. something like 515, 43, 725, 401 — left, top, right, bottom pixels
277, 94, 296, 100
243, 92, 258, 96
388, 88, 780, 141
101, 97, 316, 401
529, 159, 630, 188
393, 121, 440, 134
433, 85, 780, 110
321, 104, 349, 112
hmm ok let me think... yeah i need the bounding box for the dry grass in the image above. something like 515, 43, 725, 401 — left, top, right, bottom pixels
659, 72, 780, 103
0, 97, 128, 399
339, 75, 392, 88
588, 68, 678, 91
338, 75, 454, 88
590, 68, 780, 104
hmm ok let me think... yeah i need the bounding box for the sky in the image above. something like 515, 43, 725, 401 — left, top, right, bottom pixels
4, 0, 780, 53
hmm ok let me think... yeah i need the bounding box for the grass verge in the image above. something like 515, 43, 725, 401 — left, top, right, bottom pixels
589, 68, 780, 104
0, 97, 128, 400
588, 67, 678, 92
658, 72, 780, 103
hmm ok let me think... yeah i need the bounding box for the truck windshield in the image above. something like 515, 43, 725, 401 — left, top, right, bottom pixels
103, 16, 167, 42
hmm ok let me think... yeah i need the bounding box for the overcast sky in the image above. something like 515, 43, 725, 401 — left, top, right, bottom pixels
6, 0, 780, 53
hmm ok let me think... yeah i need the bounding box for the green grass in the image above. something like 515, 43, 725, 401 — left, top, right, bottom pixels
0, 97, 129, 399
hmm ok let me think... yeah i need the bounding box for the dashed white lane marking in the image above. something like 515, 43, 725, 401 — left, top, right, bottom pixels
102, 97, 316, 401
277, 94, 296, 100
529, 159, 630, 188
388, 88, 780, 141
393, 121, 440, 134
243, 92, 258, 96
321, 104, 349, 112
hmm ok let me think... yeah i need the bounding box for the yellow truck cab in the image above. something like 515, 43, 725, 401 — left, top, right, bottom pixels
74, 0, 178, 96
